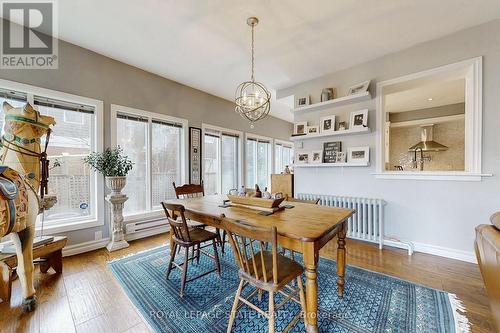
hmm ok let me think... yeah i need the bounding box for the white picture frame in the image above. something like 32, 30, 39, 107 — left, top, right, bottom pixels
347, 146, 369, 164
293, 121, 307, 135
320, 115, 336, 133
310, 150, 323, 164
295, 151, 310, 164
296, 96, 310, 107
335, 151, 346, 163
346, 80, 370, 96
307, 126, 319, 135
349, 109, 368, 129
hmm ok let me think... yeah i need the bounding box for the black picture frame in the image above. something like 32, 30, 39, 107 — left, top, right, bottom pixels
189, 127, 202, 184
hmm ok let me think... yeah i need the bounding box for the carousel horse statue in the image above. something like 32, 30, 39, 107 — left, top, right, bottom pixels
0, 101, 56, 311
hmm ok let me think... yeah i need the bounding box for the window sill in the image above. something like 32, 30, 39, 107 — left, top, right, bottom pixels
36, 218, 103, 234
372, 171, 493, 181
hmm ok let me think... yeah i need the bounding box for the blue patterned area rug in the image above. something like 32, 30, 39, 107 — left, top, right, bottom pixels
108, 246, 470, 333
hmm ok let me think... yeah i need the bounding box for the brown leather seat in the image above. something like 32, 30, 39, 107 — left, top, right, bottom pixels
475, 212, 500, 331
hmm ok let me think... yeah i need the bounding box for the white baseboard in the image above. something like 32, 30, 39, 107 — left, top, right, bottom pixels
125, 225, 169, 241
63, 238, 110, 257
412, 241, 477, 264
383, 238, 476, 264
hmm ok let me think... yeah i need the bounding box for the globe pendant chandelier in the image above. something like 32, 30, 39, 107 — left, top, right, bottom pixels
235, 17, 271, 128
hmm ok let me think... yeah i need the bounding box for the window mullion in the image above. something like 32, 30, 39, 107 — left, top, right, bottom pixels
146, 118, 153, 211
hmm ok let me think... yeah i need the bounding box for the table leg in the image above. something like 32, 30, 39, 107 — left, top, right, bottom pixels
337, 221, 347, 298
303, 242, 319, 333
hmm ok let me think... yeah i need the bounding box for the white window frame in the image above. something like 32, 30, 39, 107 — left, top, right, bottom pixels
0, 78, 104, 234
274, 139, 293, 174
374, 57, 492, 181
244, 133, 274, 190
201, 123, 243, 194
110, 104, 188, 222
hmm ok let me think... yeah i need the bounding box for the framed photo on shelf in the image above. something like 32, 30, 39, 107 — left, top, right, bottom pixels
346, 80, 370, 96
320, 115, 336, 133
295, 151, 310, 164
347, 146, 369, 164
349, 109, 368, 129
311, 150, 323, 164
307, 125, 319, 135
338, 121, 347, 131
322, 141, 342, 163
335, 151, 346, 163
296, 96, 310, 107
189, 127, 202, 184
293, 121, 307, 135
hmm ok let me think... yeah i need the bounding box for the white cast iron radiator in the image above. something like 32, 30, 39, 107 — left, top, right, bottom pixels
296, 193, 386, 249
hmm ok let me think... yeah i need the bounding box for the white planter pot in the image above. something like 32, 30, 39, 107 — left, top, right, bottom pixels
105, 176, 127, 195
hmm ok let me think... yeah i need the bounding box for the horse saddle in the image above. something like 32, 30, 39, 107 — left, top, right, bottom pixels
0, 166, 19, 235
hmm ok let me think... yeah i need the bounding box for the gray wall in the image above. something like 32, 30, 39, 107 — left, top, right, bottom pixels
277, 18, 500, 260
0, 28, 292, 246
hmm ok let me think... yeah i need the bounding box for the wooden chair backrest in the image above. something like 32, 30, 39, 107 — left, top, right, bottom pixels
173, 181, 204, 199
221, 217, 278, 284
286, 196, 320, 205
161, 202, 191, 243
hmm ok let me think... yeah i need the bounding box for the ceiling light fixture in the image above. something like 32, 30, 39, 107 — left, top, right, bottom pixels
428, 98, 433, 101
235, 17, 271, 128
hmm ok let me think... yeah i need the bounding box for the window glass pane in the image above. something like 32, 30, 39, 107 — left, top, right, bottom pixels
37, 104, 93, 222
275, 144, 282, 173
117, 116, 148, 215
204, 134, 220, 195
152, 122, 181, 207
221, 135, 238, 195
257, 141, 269, 190
246, 139, 256, 187
283, 146, 293, 170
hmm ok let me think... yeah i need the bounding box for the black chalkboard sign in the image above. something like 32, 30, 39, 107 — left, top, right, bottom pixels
323, 141, 342, 163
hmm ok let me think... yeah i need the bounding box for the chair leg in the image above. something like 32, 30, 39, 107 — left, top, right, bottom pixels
180, 247, 189, 297
216, 228, 225, 255
222, 230, 227, 255
227, 279, 244, 333
297, 276, 307, 331
212, 239, 221, 277
166, 243, 177, 279
268, 291, 275, 333
196, 243, 201, 264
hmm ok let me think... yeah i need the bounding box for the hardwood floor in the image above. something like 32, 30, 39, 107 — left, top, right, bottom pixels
0, 234, 496, 333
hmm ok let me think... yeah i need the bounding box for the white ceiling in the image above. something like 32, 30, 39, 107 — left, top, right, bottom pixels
385, 79, 465, 113
7, 0, 500, 122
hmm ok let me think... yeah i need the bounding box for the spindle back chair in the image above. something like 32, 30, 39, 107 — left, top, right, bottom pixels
222, 217, 306, 333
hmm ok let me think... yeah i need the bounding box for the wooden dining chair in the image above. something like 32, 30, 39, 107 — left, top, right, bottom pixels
162, 202, 221, 297
173, 181, 226, 254
222, 217, 306, 333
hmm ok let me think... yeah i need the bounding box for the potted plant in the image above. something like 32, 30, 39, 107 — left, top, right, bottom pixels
84, 146, 133, 195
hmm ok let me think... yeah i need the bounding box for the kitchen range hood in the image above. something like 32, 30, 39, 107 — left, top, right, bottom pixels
408, 124, 448, 152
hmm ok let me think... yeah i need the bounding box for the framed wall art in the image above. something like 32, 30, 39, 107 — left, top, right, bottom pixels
189, 127, 202, 184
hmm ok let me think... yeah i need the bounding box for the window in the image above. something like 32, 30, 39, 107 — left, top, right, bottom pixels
112, 105, 186, 218
376, 57, 487, 181
0, 82, 103, 232
202, 125, 241, 195
275, 141, 293, 173
246, 135, 272, 190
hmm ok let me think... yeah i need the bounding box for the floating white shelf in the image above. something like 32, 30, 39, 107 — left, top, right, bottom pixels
293, 162, 370, 168
290, 126, 370, 141
292, 91, 371, 113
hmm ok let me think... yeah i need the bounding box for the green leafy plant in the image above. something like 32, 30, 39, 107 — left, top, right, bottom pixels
83, 146, 133, 177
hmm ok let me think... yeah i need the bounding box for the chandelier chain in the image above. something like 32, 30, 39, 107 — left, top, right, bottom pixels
251, 23, 255, 82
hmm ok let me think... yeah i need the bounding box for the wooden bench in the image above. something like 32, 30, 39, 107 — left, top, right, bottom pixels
0, 236, 67, 303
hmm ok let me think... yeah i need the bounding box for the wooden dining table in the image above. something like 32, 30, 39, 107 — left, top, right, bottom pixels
165, 195, 354, 333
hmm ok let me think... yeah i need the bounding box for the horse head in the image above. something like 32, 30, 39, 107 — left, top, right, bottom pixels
2, 102, 56, 143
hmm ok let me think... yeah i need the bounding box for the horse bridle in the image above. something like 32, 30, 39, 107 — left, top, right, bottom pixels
0, 113, 52, 200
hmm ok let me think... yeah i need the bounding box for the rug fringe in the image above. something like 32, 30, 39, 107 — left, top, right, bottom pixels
448, 293, 471, 333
